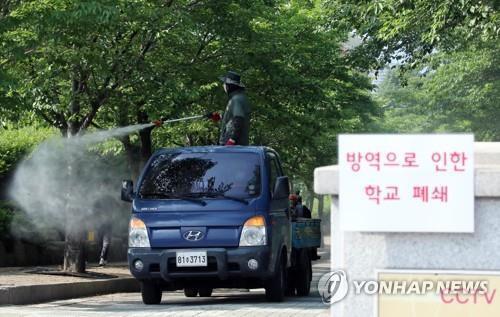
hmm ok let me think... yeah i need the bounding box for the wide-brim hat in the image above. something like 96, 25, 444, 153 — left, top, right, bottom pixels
219, 70, 245, 88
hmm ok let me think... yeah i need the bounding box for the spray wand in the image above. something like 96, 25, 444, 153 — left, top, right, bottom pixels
151, 112, 221, 127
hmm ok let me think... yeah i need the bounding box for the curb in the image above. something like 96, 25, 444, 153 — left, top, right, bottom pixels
0, 277, 140, 305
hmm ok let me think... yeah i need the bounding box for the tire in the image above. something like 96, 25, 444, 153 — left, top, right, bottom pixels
295, 250, 311, 296
199, 288, 213, 297
285, 268, 296, 296
265, 252, 286, 302
141, 281, 162, 305
184, 288, 198, 297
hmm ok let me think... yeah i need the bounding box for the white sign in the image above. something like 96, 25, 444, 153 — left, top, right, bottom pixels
338, 134, 474, 232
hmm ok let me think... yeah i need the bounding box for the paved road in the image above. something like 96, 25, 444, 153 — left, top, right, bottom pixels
0, 252, 331, 317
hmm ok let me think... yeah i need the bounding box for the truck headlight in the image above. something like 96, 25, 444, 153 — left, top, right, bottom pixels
129, 217, 150, 248
239, 215, 266, 246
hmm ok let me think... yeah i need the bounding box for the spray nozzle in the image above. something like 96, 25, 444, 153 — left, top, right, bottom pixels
152, 119, 163, 127
204, 112, 221, 122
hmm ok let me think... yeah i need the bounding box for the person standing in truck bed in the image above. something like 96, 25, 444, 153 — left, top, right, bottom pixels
218, 71, 251, 146
290, 191, 312, 218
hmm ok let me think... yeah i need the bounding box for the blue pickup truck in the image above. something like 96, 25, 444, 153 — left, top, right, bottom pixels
121, 146, 321, 304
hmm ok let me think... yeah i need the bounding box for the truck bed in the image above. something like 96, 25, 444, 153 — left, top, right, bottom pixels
291, 218, 321, 249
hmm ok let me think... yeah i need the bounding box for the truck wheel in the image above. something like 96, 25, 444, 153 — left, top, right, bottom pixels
184, 288, 198, 297
265, 253, 286, 302
199, 288, 213, 297
141, 281, 162, 305
295, 250, 311, 296
285, 268, 296, 296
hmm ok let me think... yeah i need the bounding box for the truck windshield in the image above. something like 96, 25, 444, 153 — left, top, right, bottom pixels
139, 152, 261, 199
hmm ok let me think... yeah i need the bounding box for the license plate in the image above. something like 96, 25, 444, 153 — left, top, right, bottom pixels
176, 251, 208, 267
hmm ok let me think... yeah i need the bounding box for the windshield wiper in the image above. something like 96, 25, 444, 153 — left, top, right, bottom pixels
188, 192, 249, 205
140, 192, 207, 206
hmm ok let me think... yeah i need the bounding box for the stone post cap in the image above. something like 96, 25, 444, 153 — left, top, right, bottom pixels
314, 142, 500, 197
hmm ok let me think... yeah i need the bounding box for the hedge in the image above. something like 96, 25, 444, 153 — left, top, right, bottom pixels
0, 127, 55, 177
0, 201, 14, 239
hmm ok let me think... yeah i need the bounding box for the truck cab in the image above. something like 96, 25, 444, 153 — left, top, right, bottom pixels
122, 146, 319, 304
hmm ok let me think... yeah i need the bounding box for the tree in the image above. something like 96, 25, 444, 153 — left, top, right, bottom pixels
324, 0, 499, 141
91, 0, 379, 193
1, 0, 217, 272
374, 41, 500, 140
327, 0, 499, 70
149, 0, 379, 188
1, 0, 378, 271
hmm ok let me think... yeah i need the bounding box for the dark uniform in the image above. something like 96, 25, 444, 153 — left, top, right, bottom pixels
218, 71, 251, 146
219, 90, 251, 145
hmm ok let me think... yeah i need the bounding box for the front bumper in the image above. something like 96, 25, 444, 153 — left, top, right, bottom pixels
128, 246, 272, 282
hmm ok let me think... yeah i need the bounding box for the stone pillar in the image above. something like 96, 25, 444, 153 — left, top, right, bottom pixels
314, 142, 500, 317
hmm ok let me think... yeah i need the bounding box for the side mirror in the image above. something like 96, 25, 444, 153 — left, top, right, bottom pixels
272, 176, 290, 200
121, 180, 135, 202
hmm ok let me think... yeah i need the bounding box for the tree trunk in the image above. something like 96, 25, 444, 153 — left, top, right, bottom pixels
62, 133, 86, 273
62, 76, 86, 273
62, 133, 87, 273
117, 102, 141, 180
63, 223, 86, 272
122, 136, 142, 181
118, 106, 153, 180
139, 127, 153, 167
306, 194, 314, 211
137, 109, 153, 168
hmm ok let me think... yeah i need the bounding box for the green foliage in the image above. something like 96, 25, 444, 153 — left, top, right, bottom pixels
328, 0, 499, 70
144, 1, 379, 187
326, 0, 500, 143
0, 126, 55, 176
0, 0, 379, 192
0, 201, 14, 239
0, 200, 63, 243
374, 41, 500, 140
